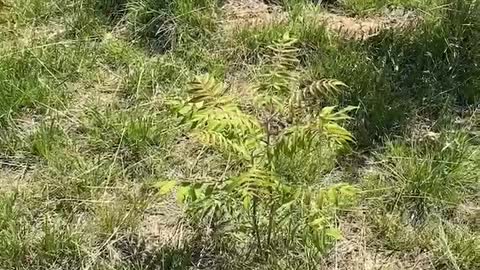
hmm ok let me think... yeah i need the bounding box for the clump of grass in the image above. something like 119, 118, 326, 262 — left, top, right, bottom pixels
369, 212, 480, 269
225, 8, 332, 65
0, 193, 87, 269
29, 121, 66, 160
0, 52, 64, 126
100, 36, 146, 68
359, 112, 479, 269
6, 0, 70, 24
124, 0, 221, 52
433, 222, 480, 269
97, 36, 191, 99
366, 130, 478, 224
121, 55, 189, 99
82, 106, 176, 157
94, 0, 129, 20
0, 39, 100, 128
92, 187, 150, 243
340, 0, 443, 15
364, 0, 480, 104
0, 126, 25, 156
226, 23, 288, 64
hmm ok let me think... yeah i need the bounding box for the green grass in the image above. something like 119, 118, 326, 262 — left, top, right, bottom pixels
0, 0, 479, 269
365, 129, 479, 220
340, 0, 444, 15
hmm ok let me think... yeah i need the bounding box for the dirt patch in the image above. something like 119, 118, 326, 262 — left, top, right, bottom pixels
222, 0, 420, 40
142, 197, 185, 245
0, 167, 33, 192
222, 0, 286, 30
317, 10, 420, 40
71, 68, 121, 110
326, 213, 434, 270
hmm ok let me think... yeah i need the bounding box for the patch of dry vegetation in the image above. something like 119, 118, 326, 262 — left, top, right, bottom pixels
0, 0, 479, 269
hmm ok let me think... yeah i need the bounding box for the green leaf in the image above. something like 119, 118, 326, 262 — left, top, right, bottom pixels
338, 105, 359, 113
155, 180, 177, 196
178, 105, 192, 116
325, 228, 343, 240
310, 217, 326, 229
243, 195, 252, 210
204, 184, 214, 197
320, 106, 336, 117
176, 186, 190, 203
326, 187, 338, 205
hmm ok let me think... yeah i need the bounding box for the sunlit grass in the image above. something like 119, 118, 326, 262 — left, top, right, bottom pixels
0, 0, 479, 269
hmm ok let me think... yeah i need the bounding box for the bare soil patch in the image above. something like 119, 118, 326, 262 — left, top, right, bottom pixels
326, 214, 435, 270
223, 0, 420, 40
222, 0, 286, 29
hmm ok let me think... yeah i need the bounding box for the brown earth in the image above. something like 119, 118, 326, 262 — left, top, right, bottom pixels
222, 0, 420, 40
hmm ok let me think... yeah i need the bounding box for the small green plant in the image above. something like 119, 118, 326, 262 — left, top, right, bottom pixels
158, 34, 358, 261
29, 122, 66, 159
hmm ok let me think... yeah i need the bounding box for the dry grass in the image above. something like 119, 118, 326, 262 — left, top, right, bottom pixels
0, 0, 478, 269
222, 0, 421, 40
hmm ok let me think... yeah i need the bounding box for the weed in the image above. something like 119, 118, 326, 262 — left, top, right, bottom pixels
157, 35, 359, 266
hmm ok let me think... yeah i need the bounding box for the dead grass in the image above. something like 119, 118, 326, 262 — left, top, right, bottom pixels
326, 213, 435, 270
0, 0, 479, 269
142, 198, 187, 248
222, 0, 420, 40
0, 166, 33, 192
316, 10, 421, 40
222, 0, 287, 30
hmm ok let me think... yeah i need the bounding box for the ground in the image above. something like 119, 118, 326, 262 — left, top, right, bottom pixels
0, 0, 479, 269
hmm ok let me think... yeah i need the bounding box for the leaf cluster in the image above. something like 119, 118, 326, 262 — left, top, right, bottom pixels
161, 34, 359, 259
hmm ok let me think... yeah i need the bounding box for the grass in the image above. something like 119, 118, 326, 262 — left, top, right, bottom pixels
0, 0, 479, 269
340, 0, 444, 15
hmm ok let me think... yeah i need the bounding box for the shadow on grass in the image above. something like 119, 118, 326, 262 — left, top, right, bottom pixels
332, 0, 480, 146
